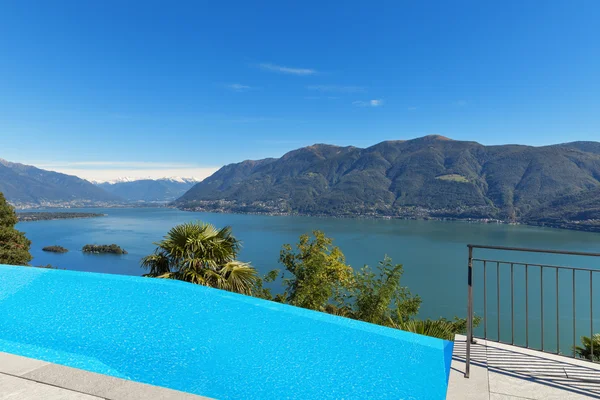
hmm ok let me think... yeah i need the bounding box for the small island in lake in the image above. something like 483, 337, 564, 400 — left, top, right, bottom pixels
82, 244, 128, 255
17, 212, 106, 222
42, 246, 69, 253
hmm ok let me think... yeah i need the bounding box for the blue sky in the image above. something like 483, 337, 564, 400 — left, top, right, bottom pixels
0, 1, 598, 181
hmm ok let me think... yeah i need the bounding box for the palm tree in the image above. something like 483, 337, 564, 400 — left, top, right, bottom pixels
575, 334, 600, 361
141, 222, 258, 295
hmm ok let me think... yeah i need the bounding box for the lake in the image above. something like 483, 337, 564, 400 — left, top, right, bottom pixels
16, 207, 600, 352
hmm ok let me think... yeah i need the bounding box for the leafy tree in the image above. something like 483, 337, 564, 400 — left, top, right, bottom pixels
268, 230, 481, 340
0, 192, 32, 266
141, 222, 258, 295
351, 256, 421, 325
575, 334, 600, 361
275, 232, 420, 322
252, 269, 281, 300
279, 231, 354, 311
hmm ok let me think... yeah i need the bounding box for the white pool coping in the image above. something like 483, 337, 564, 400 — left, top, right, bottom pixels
0, 351, 211, 400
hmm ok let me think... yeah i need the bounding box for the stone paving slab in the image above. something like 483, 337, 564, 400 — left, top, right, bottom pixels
0, 351, 211, 400
0, 373, 102, 400
447, 337, 490, 400
23, 364, 208, 400
448, 335, 600, 400
0, 351, 50, 376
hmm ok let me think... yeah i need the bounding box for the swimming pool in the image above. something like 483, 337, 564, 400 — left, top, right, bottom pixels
0, 265, 453, 399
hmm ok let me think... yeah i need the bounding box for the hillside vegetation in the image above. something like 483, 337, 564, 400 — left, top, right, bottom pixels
524, 188, 600, 232
176, 136, 600, 231
42, 246, 69, 253
82, 244, 128, 255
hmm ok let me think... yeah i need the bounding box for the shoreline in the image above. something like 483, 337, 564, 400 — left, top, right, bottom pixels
176, 206, 600, 234
13, 205, 600, 235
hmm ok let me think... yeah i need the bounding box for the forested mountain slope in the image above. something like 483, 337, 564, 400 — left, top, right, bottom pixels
176, 136, 600, 230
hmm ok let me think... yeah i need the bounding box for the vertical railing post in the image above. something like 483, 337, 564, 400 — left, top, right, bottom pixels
591, 271, 594, 361
556, 268, 559, 355
541, 267, 544, 352
511, 263, 514, 345
484, 261, 487, 339
497, 262, 501, 342
526, 265, 529, 348
465, 245, 474, 378
573, 269, 576, 358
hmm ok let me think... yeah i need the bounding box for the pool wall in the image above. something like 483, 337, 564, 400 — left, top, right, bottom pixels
0, 265, 453, 399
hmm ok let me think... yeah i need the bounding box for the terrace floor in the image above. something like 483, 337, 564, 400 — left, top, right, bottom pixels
448, 334, 600, 399
0, 351, 209, 400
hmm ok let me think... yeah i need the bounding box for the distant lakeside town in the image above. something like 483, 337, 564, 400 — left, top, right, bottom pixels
15, 203, 600, 234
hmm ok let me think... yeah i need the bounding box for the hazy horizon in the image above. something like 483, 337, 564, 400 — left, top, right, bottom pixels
7, 133, 600, 182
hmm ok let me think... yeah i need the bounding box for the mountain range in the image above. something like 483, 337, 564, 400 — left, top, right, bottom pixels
95, 178, 198, 202
0, 158, 199, 207
3, 136, 600, 232
176, 136, 600, 231
0, 158, 120, 207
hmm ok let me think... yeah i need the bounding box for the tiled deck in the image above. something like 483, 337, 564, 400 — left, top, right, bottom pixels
448, 335, 600, 399
0, 351, 209, 400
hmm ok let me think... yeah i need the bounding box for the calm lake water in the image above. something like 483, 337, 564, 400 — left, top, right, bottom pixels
16, 207, 600, 353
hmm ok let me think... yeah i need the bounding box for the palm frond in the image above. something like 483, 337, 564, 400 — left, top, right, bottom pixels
140, 221, 258, 295
391, 319, 455, 341
574, 334, 600, 361
140, 252, 171, 276
218, 261, 259, 295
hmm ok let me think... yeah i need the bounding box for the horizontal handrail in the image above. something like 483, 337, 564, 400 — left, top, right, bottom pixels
467, 244, 600, 258
471, 258, 600, 273
465, 244, 600, 379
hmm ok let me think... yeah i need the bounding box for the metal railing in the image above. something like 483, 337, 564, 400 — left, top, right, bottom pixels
465, 244, 600, 378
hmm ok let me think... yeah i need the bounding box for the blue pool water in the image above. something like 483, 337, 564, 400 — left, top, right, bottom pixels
0, 265, 453, 399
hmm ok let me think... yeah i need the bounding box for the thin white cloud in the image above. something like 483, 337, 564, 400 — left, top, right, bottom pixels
353, 99, 384, 107
35, 161, 199, 169
31, 161, 220, 182
307, 85, 365, 93
30, 161, 220, 181
226, 83, 252, 91
258, 63, 317, 76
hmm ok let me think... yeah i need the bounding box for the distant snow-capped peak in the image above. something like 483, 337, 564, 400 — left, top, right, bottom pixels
91, 176, 200, 185
159, 177, 200, 184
